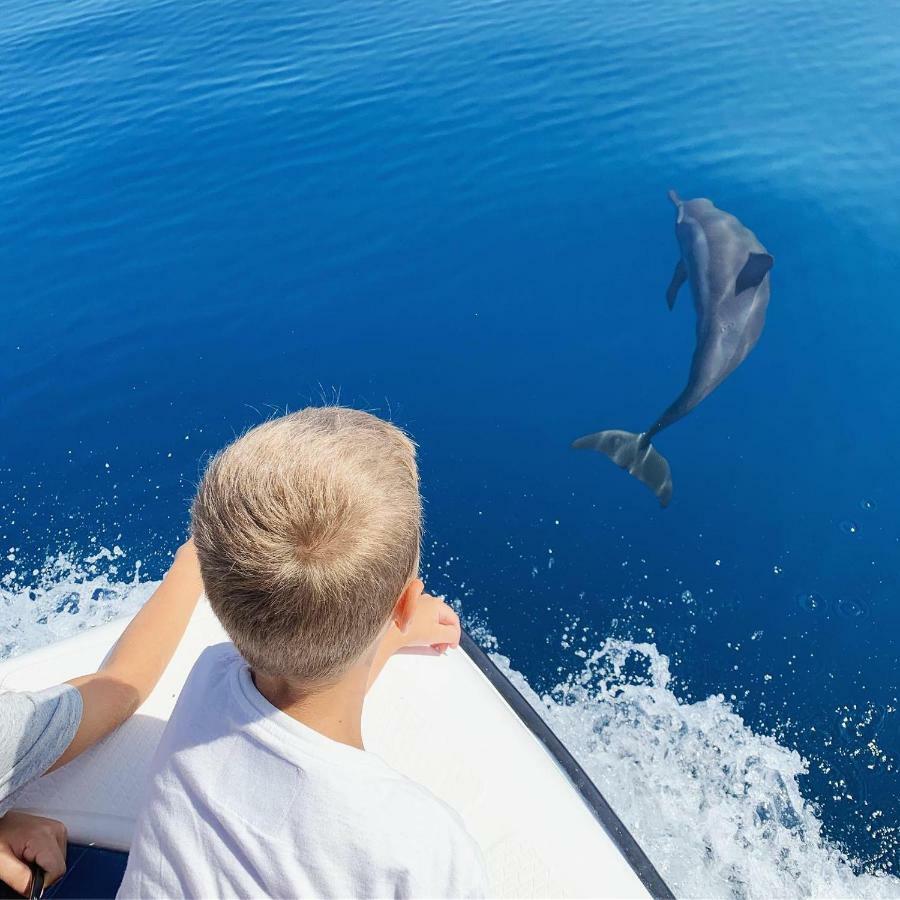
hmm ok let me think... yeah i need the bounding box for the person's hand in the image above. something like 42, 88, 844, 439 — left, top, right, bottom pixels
163, 537, 203, 596
368, 586, 462, 690
399, 592, 461, 654
169, 538, 199, 577
0, 811, 67, 895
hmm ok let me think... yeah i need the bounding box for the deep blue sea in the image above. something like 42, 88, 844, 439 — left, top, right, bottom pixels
3, 0, 900, 894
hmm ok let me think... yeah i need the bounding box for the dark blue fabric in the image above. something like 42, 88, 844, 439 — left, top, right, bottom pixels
44, 845, 127, 900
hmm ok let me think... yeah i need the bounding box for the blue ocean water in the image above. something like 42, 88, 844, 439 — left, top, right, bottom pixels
3, 0, 900, 893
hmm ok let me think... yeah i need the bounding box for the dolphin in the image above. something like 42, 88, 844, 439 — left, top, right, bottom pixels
573, 191, 773, 507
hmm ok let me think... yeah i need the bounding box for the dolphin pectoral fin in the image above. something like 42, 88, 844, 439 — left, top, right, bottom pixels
666, 259, 687, 310
735, 252, 774, 294
572, 429, 673, 507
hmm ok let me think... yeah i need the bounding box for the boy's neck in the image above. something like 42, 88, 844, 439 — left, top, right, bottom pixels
252, 664, 371, 750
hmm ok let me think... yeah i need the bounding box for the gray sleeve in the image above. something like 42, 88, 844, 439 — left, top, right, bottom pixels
0, 684, 83, 815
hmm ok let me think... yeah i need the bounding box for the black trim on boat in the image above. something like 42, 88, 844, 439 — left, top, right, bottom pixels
459, 630, 676, 900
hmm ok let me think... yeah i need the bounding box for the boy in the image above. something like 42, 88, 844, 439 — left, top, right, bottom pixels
119, 407, 488, 898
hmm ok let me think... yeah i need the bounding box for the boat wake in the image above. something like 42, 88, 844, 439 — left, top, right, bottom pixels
0, 545, 153, 659
2, 546, 899, 898
491, 639, 899, 898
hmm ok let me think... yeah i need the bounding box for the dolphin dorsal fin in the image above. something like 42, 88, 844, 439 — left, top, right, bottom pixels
735, 252, 773, 294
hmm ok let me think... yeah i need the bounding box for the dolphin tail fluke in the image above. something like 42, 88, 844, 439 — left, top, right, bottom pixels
572, 429, 673, 507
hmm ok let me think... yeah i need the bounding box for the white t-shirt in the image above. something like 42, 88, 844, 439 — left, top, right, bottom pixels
118, 643, 487, 899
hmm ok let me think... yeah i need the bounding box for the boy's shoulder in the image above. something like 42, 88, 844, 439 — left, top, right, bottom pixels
177, 642, 244, 704
194, 640, 240, 671
162, 642, 240, 721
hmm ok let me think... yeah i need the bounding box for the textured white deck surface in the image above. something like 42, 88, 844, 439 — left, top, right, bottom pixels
0, 601, 648, 898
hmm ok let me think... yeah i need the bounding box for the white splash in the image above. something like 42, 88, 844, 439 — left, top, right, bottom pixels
493, 640, 900, 898
0, 547, 157, 659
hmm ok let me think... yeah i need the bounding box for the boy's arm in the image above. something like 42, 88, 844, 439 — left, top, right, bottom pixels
50, 540, 203, 770
367, 590, 460, 691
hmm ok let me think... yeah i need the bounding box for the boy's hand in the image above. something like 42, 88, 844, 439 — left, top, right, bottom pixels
161, 537, 203, 598
399, 592, 461, 654
368, 586, 462, 690
0, 811, 67, 894
169, 538, 199, 578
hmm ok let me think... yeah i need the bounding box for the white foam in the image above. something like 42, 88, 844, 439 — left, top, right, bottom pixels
493, 639, 900, 898
0, 548, 157, 659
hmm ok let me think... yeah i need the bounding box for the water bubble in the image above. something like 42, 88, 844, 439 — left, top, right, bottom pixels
755, 801, 773, 824
54, 593, 80, 615
829, 761, 869, 805
839, 520, 860, 536
836, 705, 888, 746
831, 714, 863, 748
859, 498, 877, 511
758, 773, 803, 829
867, 705, 888, 734
795, 591, 825, 613
837, 596, 870, 619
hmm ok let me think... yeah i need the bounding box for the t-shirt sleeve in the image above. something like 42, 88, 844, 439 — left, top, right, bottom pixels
0, 684, 83, 814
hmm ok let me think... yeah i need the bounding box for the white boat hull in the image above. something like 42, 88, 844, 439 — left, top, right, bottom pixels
0, 601, 668, 898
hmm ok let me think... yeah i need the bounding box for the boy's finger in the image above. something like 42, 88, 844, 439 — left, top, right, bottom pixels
22, 825, 67, 888
438, 606, 459, 627
27, 841, 67, 886
438, 621, 460, 648
444, 614, 461, 642
0, 845, 33, 896
55, 821, 67, 857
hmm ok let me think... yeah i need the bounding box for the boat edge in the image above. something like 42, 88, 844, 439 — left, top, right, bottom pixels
459, 630, 676, 900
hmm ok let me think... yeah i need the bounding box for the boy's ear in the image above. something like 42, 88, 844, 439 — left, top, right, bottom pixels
392, 578, 424, 634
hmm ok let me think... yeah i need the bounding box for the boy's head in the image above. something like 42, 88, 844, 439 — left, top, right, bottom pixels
191, 407, 422, 684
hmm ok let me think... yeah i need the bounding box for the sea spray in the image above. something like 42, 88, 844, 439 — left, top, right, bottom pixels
494, 639, 899, 898
0, 546, 155, 659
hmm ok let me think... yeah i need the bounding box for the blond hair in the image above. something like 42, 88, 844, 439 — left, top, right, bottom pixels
191, 407, 421, 683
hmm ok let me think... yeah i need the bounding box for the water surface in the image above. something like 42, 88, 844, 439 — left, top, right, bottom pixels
3, 0, 900, 893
